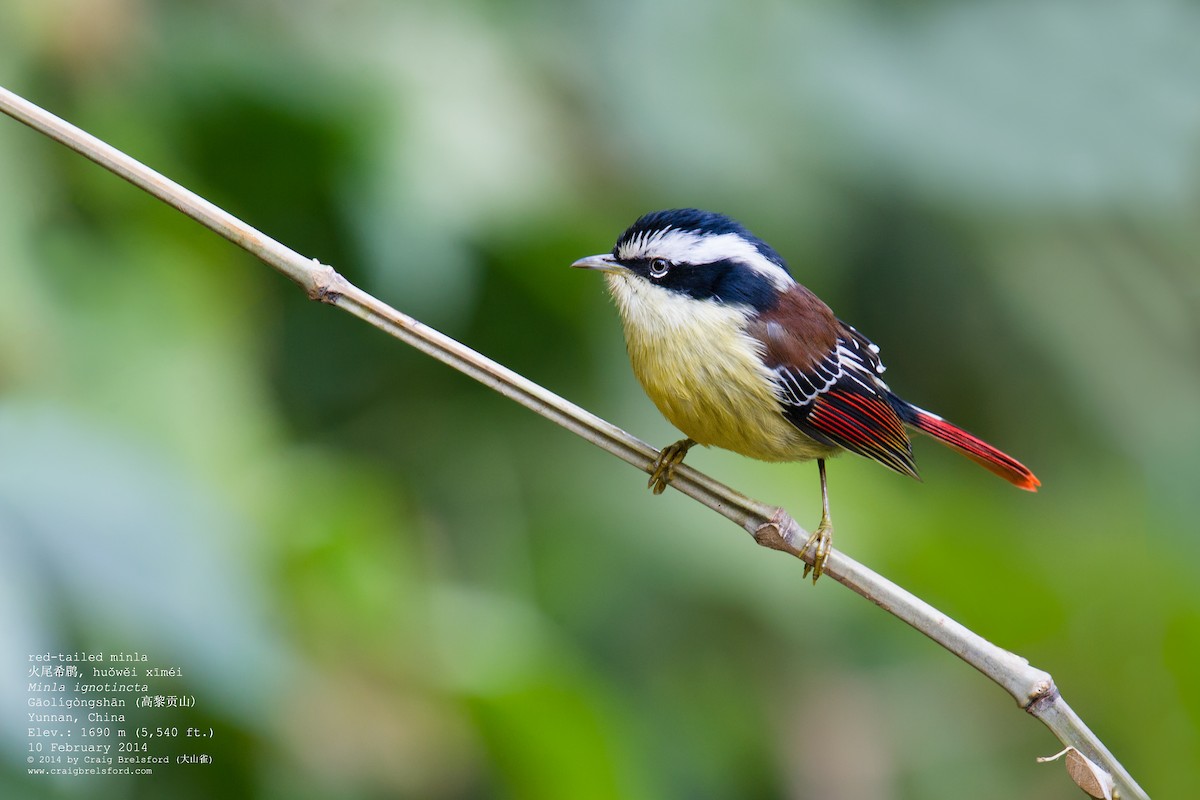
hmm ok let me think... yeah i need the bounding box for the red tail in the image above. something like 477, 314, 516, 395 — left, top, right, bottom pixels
907, 408, 1040, 492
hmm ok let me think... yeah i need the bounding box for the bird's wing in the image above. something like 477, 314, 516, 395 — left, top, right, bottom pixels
749, 298, 918, 479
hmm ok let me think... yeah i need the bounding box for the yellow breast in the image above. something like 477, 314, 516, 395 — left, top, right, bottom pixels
605, 273, 835, 463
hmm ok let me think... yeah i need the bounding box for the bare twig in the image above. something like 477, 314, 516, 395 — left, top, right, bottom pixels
0, 85, 1149, 800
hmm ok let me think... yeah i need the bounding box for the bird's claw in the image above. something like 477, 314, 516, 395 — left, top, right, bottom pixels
801, 520, 833, 583
648, 439, 695, 494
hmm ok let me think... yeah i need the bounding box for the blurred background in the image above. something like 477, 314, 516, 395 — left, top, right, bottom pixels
1, 0, 1197, 797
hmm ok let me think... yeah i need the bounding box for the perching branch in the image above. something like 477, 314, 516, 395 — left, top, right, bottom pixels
0, 85, 1147, 800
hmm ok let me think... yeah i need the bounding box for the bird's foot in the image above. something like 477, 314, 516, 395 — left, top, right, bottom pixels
801, 518, 833, 583
648, 438, 696, 494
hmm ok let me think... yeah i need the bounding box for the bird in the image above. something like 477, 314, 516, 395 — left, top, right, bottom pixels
572, 208, 1039, 581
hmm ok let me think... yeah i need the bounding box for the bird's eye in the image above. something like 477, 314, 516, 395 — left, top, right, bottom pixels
649, 257, 671, 278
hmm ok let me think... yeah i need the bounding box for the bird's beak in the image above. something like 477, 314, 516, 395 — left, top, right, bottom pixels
571, 253, 627, 274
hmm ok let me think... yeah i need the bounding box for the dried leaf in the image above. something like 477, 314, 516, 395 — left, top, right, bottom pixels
1038, 747, 1115, 799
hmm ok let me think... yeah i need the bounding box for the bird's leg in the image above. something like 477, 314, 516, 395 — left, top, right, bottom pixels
648, 438, 696, 494
802, 459, 834, 582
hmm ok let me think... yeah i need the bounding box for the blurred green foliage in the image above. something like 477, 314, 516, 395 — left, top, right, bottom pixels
2, 0, 1198, 797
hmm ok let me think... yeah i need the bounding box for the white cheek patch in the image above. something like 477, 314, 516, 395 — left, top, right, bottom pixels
604, 271, 758, 341
617, 229, 794, 292
605, 271, 723, 333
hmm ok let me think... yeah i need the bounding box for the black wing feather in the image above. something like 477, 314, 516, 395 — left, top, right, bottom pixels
770, 323, 919, 479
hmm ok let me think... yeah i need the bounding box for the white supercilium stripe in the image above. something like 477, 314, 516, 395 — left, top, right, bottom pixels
617, 229, 794, 291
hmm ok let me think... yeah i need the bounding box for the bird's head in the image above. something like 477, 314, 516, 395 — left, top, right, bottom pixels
572, 209, 795, 312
